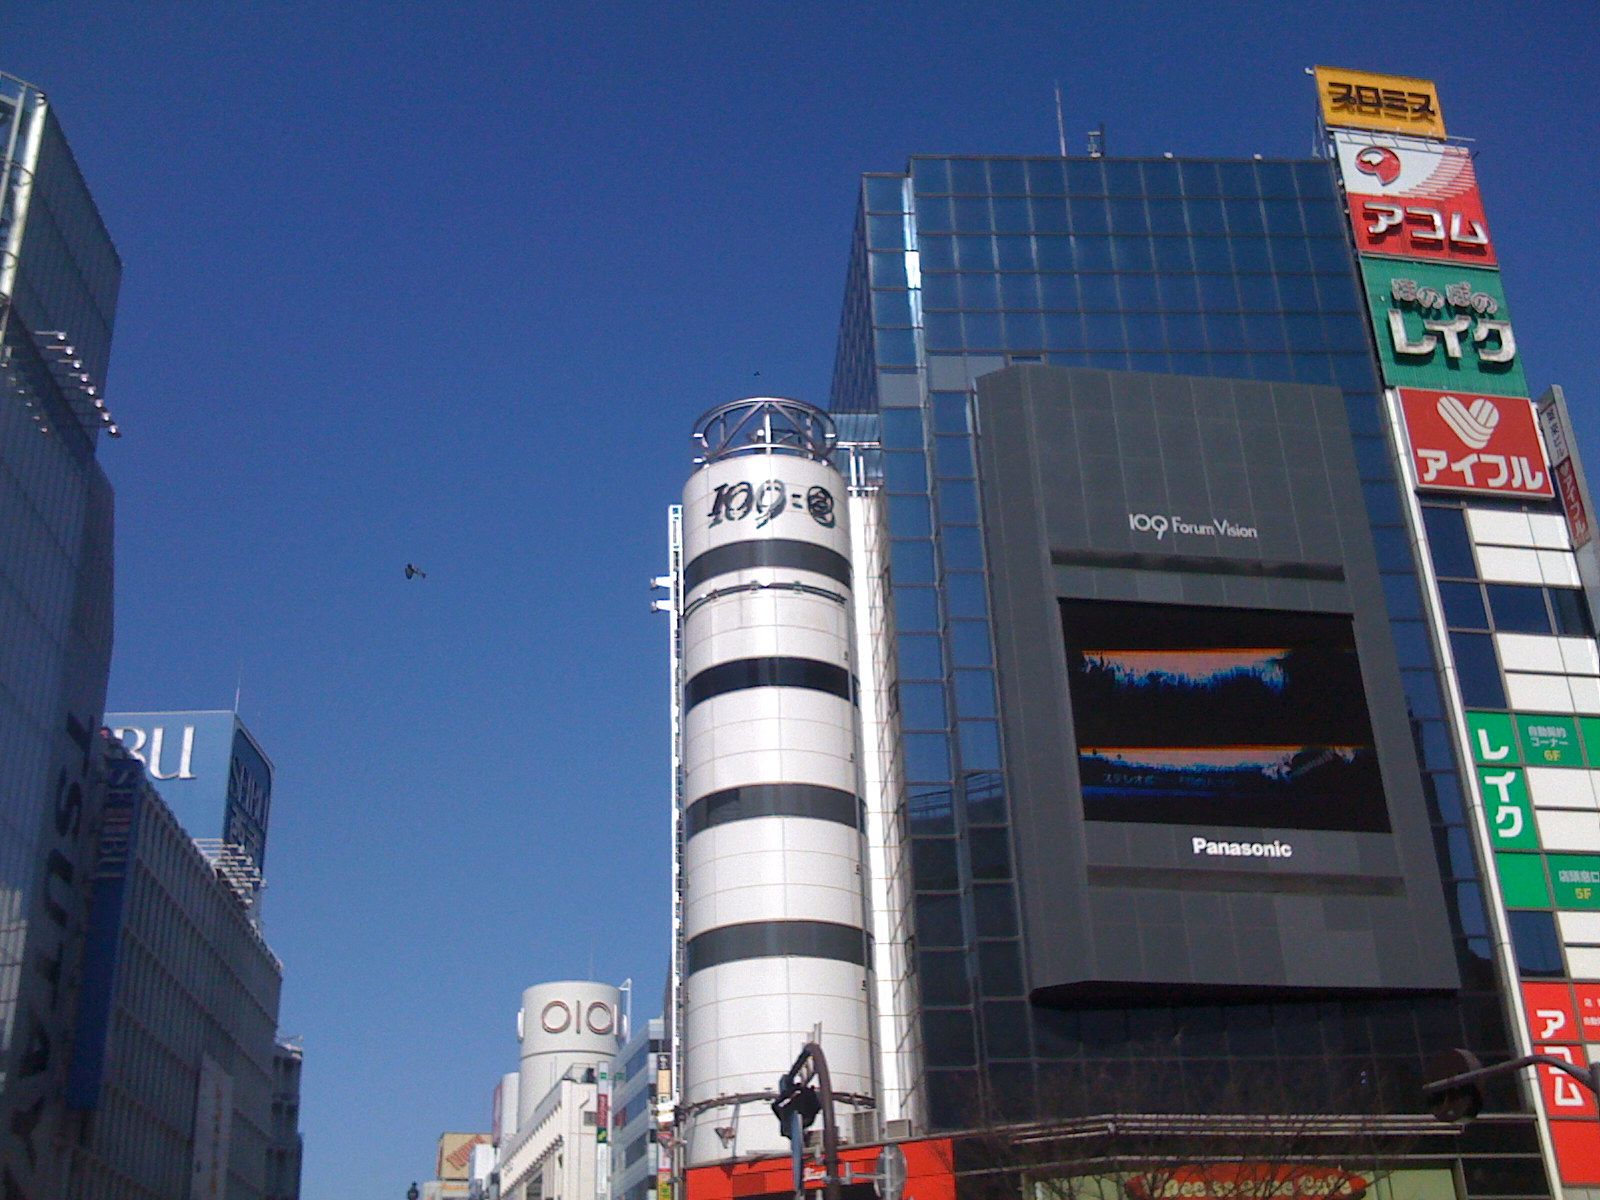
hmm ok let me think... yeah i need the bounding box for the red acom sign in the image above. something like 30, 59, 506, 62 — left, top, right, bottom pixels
1333, 131, 1495, 266
1399, 387, 1552, 498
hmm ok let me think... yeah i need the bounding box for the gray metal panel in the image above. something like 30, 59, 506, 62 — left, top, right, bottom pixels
976, 364, 1459, 1001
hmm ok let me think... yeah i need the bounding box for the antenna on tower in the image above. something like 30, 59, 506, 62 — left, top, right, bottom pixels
1087, 124, 1106, 158
1054, 82, 1067, 157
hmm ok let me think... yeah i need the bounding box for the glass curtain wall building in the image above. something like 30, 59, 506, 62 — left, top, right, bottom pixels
0, 72, 120, 1200
829, 155, 1520, 1146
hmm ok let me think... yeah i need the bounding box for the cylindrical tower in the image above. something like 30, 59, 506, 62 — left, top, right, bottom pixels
516, 980, 623, 1131
679, 398, 876, 1164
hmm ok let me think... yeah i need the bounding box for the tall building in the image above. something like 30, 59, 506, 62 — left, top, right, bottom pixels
611, 1017, 668, 1200
65, 736, 284, 1200
494, 980, 625, 1200
266, 1038, 304, 1200
668, 67, 1600, 1199
0, 71, 122, 1200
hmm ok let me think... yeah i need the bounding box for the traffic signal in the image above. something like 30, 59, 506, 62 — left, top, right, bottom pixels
772, 1079, 821, 1141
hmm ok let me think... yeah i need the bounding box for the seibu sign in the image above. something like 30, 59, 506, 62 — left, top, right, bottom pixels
1398, 388, 1552, 499
1333, 131, 1493, 265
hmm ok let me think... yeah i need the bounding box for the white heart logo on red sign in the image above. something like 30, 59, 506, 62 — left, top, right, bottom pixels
1436, 394, 1500, 450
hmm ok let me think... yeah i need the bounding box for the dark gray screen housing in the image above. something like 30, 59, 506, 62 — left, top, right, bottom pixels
976, 365, 1459, 1002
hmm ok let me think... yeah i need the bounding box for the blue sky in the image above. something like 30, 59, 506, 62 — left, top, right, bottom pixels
5, 3, 1598, 1195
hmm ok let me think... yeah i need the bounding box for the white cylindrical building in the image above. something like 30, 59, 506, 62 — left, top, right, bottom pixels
678, 398, 877, 1164
516, 980, 623, 1131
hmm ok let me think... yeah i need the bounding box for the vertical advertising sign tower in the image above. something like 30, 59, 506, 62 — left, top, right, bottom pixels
1319, 64, 1600, 1188
677, 398, 877, 1165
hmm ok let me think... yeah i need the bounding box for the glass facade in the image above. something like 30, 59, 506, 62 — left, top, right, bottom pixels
829, 157, 1518, 1136
0, 74, 120, 1200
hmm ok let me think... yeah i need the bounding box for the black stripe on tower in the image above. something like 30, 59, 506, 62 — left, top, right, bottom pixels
683, 657, 856, 711
685, 784, 864, 837
683, 539, 852, 592
685, 920, 871, 974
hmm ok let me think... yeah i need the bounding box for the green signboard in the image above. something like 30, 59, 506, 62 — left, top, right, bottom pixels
1479, 767, 1539, 849
1517, 714, 1584, 767
1496, 852, 1552, 908
1467, 711, 1519, 765
1581, 717, 1600, 765
1548, 854, 1600, 910
1361, 259, 1527, 397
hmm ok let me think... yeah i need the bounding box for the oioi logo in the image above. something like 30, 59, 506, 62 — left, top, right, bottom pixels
1128, 512, 1171, 539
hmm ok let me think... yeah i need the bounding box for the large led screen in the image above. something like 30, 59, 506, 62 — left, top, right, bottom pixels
1061, 600, 1391, 833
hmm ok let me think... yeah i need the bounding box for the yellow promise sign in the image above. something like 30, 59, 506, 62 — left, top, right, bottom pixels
1315, 65, 1446, 139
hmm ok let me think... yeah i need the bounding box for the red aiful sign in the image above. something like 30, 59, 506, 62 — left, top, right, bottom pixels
1398, 388, 1552, 499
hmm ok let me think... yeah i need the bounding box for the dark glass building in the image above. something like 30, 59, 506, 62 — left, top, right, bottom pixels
828, 155, 1543, 1193
0, 72, 121, 1200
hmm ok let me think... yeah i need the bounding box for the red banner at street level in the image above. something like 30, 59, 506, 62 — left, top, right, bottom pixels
1398, 388, 1552, 498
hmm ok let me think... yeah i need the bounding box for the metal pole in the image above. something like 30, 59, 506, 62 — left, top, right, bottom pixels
802, 1042, 841, 1200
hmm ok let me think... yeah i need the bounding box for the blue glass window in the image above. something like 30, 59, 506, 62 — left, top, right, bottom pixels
1044, 313, 1085, 351
1179, 160, 1220, 194
1068, 195, 1109, 233
960, 274, 1000, 309
1191, 239, 1234, 271
1487, 584, 1552, 634
1509, 911, 1564, 977
1030, 195, 1069, 234
932, 393, 970, 435
1422, 507, 1475, 578
897, 634, 944, 681
900, 682, 947, 730
1033, 237, 1074, 270
883, 452, 928, 493
1263, 199, 1304, 236
1079, 275, 1118, 309
911, 158, 950, 193
1153, 238, 1194, 272
955, 236, 996, 271
1118, 274, 1158, 308
992, 197, 1031, 233
905, 733, 952, 782
1026, 159, 1065, 193
943, 526, 984, 570
953, 197, 992, 232
989, 160, 1026, 193
995, 237, 1034, 270
959, 721, 1002, 771
1109, 197, 1149, 232
950, 621, 992, 667
1552, 588, 1595, 638
875, 328, 918, 366
964, 312, 1003, 347
1084, 313, 1124, 346
870, 252, 908, 287
923, 312, 963, 350
866, 176, 908, 211
1450, 632, 1506, 710
920, 274, 960, 309
954, 670, 996, 717
891, 539, 936, 583
872, 290, 914, 326
894, 587, 940, 633
1073, 236, 1113, 270
916, 195, 954, 232
1004, 311, 1044, 348
1112, 237, 1154, 271
919, 237, 955, 271
945, 573, 988, 620
881, 408, 924, 449
1000, 275, 1038, 309
938, 480, 979, 525
949, 159, 988, 193
1147, 199, 1188, 234
1224, 196, 1265, 234
868, 215, 907, 248
1440, 582, 1488, 630
887, 494, 932, 537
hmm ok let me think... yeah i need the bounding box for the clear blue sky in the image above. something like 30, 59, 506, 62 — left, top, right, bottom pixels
5, 3, 1597, 1195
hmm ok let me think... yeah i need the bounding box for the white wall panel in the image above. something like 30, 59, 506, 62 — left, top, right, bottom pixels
1468, 509, 1534, 548
1536, 808, 1600, 852
1561, 639, 1600, 677
1540, 551, 1581, 588
1559, 912, 1600, 946
1496, 634, 1566, 675
1566, 947, 1600, 981
1507, 673, 1578, 714
1571, 677, 1600, 715
1530, 513, 1573, 550
1527, 768, 1599, 811
1476, 546, 1544, 584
